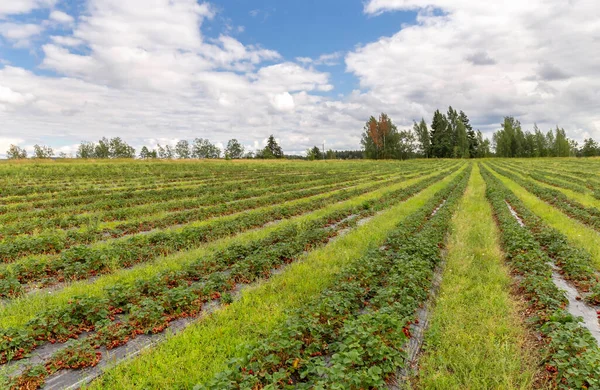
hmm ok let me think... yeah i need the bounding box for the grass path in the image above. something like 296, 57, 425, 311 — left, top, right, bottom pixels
487, 164, 600, 270
87, 169, 461, 389
417, 164, 539, 389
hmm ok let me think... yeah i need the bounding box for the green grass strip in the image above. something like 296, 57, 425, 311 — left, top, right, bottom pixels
0, 165, 462, 330
488, 165, 600, 270
87, 166, 461, 390
418, 164, 538, 389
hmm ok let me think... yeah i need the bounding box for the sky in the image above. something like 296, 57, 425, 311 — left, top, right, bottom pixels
0, 0, 599, 157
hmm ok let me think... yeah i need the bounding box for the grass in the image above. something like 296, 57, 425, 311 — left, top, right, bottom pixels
0, 165, 463, 330
487, 164, 600, 270
417, 164, 539, 389
87, 167, 462, 389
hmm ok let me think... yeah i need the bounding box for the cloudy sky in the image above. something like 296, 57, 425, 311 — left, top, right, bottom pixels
0, 0, 599, 156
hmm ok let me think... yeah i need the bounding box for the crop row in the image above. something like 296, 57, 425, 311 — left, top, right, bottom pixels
0, 168, 413, 235
501, 161, 600, 199
480, 164, 600, 388
0, 162, 433, 217
199, 163, 471, 388
1, 168, 466, 388
0, 161, 446, 198
0, 164, 392, 207
0, 168, 369, 217
0, 181, 360, 260
488, 163, 600, 231
0, 160, 417, 183
0, 163, 332, 196
0, 165, 461, 297
497, 162, 591, 194
0, 173, 386, 250
494, 182, 600, 304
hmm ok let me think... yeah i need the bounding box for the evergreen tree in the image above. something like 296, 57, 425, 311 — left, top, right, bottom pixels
533, 124, 547, 157
257, 135, 283, 159
306, 146, 322, 160
413, 118, 431, 158
430, 110, 452, 158
455, 119, 469, 158
582, 138, 599, 157
459, 111, 478, 158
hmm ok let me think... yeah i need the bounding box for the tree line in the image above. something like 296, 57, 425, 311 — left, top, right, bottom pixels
359, 107, 600, 159
6, 113, 600, 160
5, 135, 286, 160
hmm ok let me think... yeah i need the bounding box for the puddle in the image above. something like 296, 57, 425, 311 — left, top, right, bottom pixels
505, 201, 525, 227
549, 265, 600, 345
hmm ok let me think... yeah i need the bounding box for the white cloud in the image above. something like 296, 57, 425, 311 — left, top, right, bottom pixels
352, 0, 600, 139
0, 0, 56, 17
50, 35, 83, 47
270, 92, 295, 112
0, 22, 44, 47
0, 84, 36, 107
49, 10, 74, 25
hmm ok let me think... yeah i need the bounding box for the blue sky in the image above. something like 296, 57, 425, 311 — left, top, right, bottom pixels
0, 0, 599, 156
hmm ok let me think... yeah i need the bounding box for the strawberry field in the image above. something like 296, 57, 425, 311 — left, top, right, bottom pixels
1, 158, 600, 389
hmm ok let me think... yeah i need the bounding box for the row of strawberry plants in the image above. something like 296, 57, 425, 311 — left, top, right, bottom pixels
1, 161, 435, 199
0, 172, 378, 241
480, 164, 600, 388
0, 171, 416, 263
0, 165, 379, 207
0, 165, 412, 227
2, 214, 343, 373
1, 161, 448, 204
0, 180, 362, 260
504, 161, 600, 199
498, 162, 590, 194
0, 163, 417, 220
488, 163, 600, 231
0, 166, 459, 297
0, 169, 235, 199
197, 164, 470, 389
0, 162, 318, 197
0, 160, 395, 187
493, 172, 600, 305
0, 169, 357, 218
1, 168, 463, 387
